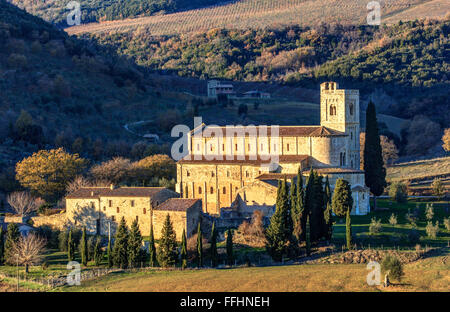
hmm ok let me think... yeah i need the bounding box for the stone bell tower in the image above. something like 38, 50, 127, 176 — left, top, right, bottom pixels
320, 82, 360, 169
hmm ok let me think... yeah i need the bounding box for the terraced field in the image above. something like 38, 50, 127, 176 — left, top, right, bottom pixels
66, 0, 446, 36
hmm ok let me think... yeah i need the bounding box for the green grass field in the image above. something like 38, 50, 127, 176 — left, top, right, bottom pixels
1, 198, 448, 291
57, 250, 449, 292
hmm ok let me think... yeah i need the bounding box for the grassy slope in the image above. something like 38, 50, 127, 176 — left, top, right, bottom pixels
65, 0, 445, 36
58, 249, 449, 292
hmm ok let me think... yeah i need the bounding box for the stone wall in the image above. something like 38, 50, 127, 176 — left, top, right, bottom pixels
152, 200, 202, 240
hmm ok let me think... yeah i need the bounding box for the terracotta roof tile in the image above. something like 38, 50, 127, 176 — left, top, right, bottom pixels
66, 187, 169, 199
302, 167, 364, 174
155, 198, 200, 211
195, 125, 346, 137
178, 154, 309, 165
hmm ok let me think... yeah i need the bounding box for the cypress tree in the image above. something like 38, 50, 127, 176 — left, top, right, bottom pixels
107, 237, 113, 268
303, 169, 315, 242
0, 228, 5, 265
346, 209, 353, 250
67, 228, 75, 262
364, 101, 387, 211
311, 173, 325, 241
210, 221, 218, 268
112, 217, 129, 269
265, 180, 289, 261
5, 223, 20, 263
332, 179, 354, 250
180, 228, 187, 269
196, 221, 203, 268
93, 236, 103, 266
305, 215, 311, 257
80, 226, 88, 266
323, 176, 333, 241
226, 228, 233, 266
128, 219, 143, 268
157, 214, 177, 267
292, 168, 305, 244
148, 219, 157, 267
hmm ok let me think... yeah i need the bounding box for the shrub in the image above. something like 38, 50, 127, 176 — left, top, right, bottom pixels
369, 217, 382, 235
408, 228, 420, 244
381, 255, 404, 282
431, 178, 445, 200
426, 221, 439, 239
389, 213, 397, 226
388, 182, 407, 203
425, 203, 434, 221
405, 209, 417, 227
7, 53, 27, 69
444, 217, 450, 231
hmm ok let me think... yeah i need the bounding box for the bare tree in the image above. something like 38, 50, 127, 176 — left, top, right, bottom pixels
66, 175, 91, 194
8, 234, 46, 273
7, 191, 42, 217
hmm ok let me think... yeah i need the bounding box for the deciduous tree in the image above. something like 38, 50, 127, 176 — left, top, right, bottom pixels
7, 191, 42, 218
15, 148, 87, 201
9, 234, 46, 274
332, 179, 354, 250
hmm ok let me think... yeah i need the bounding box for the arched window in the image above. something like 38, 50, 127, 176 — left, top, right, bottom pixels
211, 171, 215, 177
185, 186, 189, 197
330, 105, 337, 116
116, 207, 120, 213
198, 187, 202, 194
222, 187, 226, 194
210, 187, 214, 194
143, 208, 146, 214
349, 102, 354, 115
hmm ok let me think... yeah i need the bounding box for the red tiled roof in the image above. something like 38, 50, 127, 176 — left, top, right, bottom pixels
194, 125, 346, 137
66, 187, 169, 199
302, 167, 364, 174
155, 198, 200, 211
178, 154, 309, 165
256, 173, 297, 180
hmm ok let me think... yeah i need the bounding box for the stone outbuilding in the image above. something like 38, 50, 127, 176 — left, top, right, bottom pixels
65, 186, 202, 239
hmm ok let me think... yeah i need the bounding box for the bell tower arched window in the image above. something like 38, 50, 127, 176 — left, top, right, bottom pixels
330, 105, 337, 116
349, 102, 354, 115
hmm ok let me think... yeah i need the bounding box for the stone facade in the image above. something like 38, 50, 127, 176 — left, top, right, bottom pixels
65, 186, 201, 240
176, 82, 370, 216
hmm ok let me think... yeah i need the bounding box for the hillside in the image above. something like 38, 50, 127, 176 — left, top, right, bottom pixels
8, 0, 225, 26
65, 0, 449, 36
83, 19, 449, 133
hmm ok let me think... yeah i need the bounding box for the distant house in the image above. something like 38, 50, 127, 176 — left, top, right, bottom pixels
207, 80, 235, 98
243, 90, 271, 99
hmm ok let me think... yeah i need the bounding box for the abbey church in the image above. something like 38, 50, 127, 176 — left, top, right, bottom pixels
176, 82, 370, 216
65, 82, 370, 239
